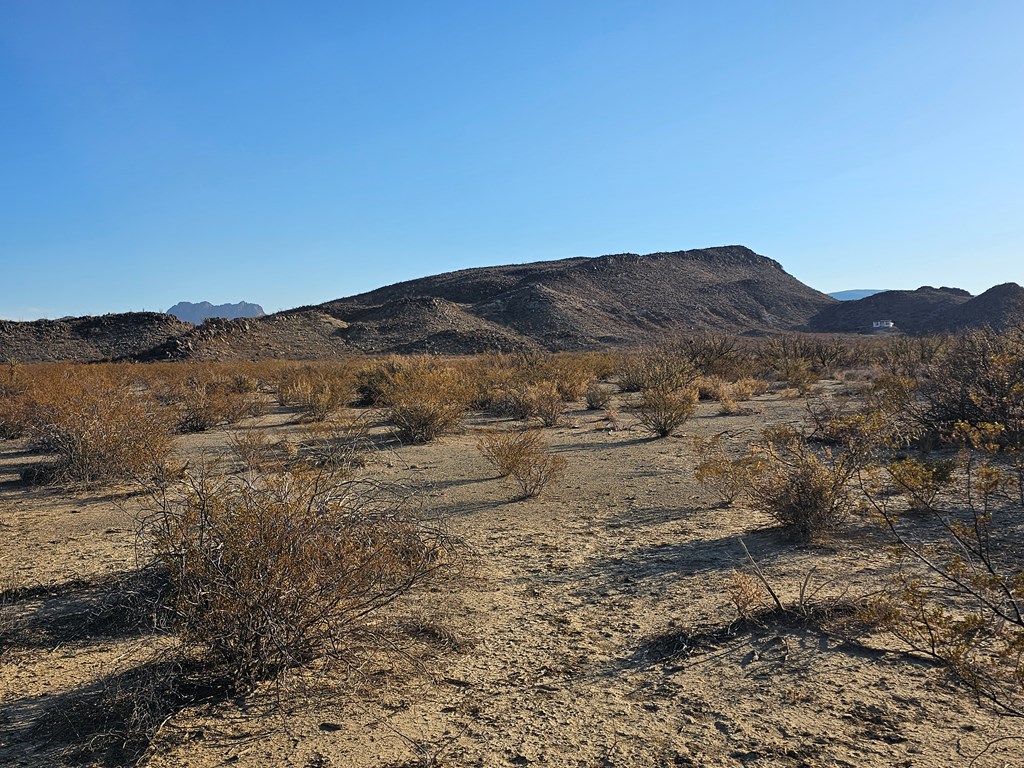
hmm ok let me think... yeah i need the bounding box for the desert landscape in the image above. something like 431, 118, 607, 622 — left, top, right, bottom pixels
2, 331, 1023, 767
4, 5, 1023, 765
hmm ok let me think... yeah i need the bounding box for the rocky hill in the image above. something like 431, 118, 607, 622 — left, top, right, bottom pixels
807, 287, 973, 334
310, 246, 836, 352
3, 248, 1019, 363
2, 246, 836, 362
166, 301, 265, 324
0, 313, 193, 363
936, 283, 1024, 332
807, 283, 1024, 335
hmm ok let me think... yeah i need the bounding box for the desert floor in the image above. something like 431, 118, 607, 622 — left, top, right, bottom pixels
2, 386, 1023, 767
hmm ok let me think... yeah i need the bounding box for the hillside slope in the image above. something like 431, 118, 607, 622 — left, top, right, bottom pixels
808, 287, 972, 334
0, 313, 193, 363
17, 248, 1024, 362
936, 283, 1024, 332
136, 245, 838, 360
310, 246, 837, 352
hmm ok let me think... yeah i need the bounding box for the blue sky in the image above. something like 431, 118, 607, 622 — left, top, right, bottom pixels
1, 1, 1021, 319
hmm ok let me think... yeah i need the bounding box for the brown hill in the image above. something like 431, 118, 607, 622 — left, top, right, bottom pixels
936, 283, 1024, 332
137, 246, 839, 360
5, 250, 1021, 363
0, 312, 192, 363
807, 286, 972, 334
4, 246, 835, 362
307, 245, 837, 353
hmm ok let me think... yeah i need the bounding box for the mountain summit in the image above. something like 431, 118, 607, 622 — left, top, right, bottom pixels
167, 301, 265, 325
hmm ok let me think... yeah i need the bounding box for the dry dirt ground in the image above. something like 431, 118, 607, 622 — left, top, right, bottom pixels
2, 386, 1023, 767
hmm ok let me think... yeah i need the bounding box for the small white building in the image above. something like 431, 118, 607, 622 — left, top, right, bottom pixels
872, 320, 895, 329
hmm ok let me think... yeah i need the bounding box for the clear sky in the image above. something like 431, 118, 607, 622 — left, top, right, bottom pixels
1, 1, 1022, 319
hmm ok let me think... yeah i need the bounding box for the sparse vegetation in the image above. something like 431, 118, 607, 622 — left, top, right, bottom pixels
635, 385, 698, 437
4, 331, 1024, 765
19, 367, 175, 486
477, 427, 566, 498
382, 357, 471, 443
146, 462, 451, 690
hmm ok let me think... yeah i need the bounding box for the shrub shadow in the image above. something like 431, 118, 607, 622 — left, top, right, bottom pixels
1, 567, 169, 651
1, 658, 232, 768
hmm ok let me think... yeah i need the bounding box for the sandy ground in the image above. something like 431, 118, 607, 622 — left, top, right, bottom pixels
2, 387, 1023, 767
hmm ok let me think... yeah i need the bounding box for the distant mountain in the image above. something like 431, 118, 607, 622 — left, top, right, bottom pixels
167, 301, 265, 325
829, 289, 888, 301
809, 286, 973, 334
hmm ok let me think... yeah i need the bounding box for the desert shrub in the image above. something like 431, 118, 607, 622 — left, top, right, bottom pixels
758, 334, 835, 391
526, 381, 565, 427
696, 376, 728, 402
885, 456, 956, 511
678, 333, 742, 378
146, 464, 450, 690
228, 429, 296, 473
0, 361, 28, 439
297, 377, 350, 421
176, 379, 229, 433
878, 335, 948, 378
731, 377, 768, 401
746, 423, 868, 542
585, 351, 620, 381
477, 427, 537, 477
863, 429, 1024, 715
585, 382, 613, 410
22, 369, 174, 486
546, 356, 593, 402
635, 386, 698, 438
354, 358, 404, 406
693, 436, 759, 506
617, 345, 697, 393
294, 418, 374, 469
228, 372, 260, 394
918, 327, 1024, 448
382, 358, 470, 443
777, 358, 819, 395
0, 390, 29, 440
477, 428, 566, 498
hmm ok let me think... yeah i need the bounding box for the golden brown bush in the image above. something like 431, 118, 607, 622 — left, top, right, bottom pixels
146, 464, 450, 689
746, 424, 861, 542
617, 346, 698, 394
730, 377, 769, 401
354, 358, 404, 406
635, 386, 698, 438
477, 427, 566, 498
693, 435, 759, 506
22, 368, 174, 486
525, 381, 565, 427
863, 430, 1024, 714
584, 382, 614, 410
382, 358, 470, 443
0, 390, 29, 440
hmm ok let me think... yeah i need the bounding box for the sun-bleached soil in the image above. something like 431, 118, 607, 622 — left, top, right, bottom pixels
2, 386, 1023, 767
